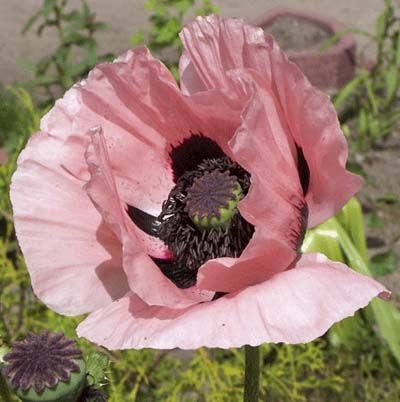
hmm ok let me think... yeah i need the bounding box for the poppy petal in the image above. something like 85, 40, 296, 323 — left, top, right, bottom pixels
10, 132, 129, 315
77, 253, 388, 349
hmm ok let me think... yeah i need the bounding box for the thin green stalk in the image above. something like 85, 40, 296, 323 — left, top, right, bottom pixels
0, 374, 12, 402
244, 345, 260, 402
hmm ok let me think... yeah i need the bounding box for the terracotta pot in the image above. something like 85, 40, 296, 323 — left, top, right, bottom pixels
252, 8, 356, 90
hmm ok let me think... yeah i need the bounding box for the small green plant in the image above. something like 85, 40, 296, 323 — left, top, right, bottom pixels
21, 0, 114, 104
0, 86, 41, 152
333, 0, 400, 150
130, 0, 218, 78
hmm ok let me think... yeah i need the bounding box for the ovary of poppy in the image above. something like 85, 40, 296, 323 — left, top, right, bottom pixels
10, 15, 389, 350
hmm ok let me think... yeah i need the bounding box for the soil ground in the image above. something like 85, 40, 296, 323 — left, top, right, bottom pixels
358, 129, 400, 304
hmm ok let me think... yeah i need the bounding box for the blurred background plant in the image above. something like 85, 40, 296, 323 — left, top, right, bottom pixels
130, 0, 219, 78
333, 0, 400, 152
19, 0, 114, 106
1, 0, 400, 401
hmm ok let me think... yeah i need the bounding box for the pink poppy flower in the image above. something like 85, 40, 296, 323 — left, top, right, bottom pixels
11, 15, 389, 350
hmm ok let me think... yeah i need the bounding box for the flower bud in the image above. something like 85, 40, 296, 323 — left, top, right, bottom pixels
2, 331, 86, 402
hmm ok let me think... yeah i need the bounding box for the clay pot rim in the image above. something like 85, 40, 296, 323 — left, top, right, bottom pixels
251, 7, 356, 58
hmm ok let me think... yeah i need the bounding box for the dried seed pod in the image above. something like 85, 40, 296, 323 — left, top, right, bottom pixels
2, 331, 86, 402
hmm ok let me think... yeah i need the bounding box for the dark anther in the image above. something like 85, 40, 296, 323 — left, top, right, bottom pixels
126, 134, 311, 290
296, 145, 310, 196
154, 156, 254, 289
127, 205, 160, 236
170, 133, 225, 181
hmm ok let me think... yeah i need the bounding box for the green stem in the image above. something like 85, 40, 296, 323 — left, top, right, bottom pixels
0, 374, 12, 402
243, 345, 260, 402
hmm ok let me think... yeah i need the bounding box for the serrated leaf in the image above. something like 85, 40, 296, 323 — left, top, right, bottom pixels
370, 251, 399, 277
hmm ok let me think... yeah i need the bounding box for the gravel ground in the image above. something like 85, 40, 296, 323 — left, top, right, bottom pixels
0, 0, 383, 84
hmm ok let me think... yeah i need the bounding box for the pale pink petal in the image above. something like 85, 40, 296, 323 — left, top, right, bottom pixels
122, 237, 214, 308
77, 253, 388, 349
180, 15, 268, 94
180, 15, 361, 226
264, 36, 362, 226
197, 70, 304, 292
42, 46, 247, 216
10, 132, 129, 315
84, 127, 128, 242
41, 47, 175, 217
179, 52, 207, 95
84, 127, 213, 308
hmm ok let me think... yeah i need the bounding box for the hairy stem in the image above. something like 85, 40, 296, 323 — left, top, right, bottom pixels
243, 345, 260, 402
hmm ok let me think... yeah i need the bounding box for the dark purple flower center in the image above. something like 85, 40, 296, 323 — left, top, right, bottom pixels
184, 169, 243, 229
128, 135, 254, 289
154, 154, 254, 288
127, 134, 309, 290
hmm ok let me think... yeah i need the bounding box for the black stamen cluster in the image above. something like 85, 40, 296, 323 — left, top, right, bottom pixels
2, 331, 83, 392
155, 157, 254, 289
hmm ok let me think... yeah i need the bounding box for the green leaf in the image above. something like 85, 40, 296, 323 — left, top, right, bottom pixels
346, 160, 367, 178
375, 12, 387, 43
363, 73, 379, 115
335, 198, 368, 262
86, 352, 109, 387
331, 217, 400, 365
22, 75, 59, 87
333, 74, 364, 109
319, 28, 374, 52
130, 30, 145, 45
364, 212, 385, 228
395, 32, 400, 67
370, 251, 399, 277
357, 107, 369, 135
385, 65, 398, 104
377, 192, 399, 204
175, 0, 194, 13
21, 9, 43, 34
302, 221, 345, 263
43, 0, 57, 17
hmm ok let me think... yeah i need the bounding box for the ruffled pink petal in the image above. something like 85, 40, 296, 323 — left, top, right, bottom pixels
41, 47, 175, 217
77, 252, 388, 349
197, 70, 304, 292
84, 127, 213, 308
263, 36, 362, 226
84, 127, 128, 242
10, 132, 129, 315
180, 15, 361, 226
